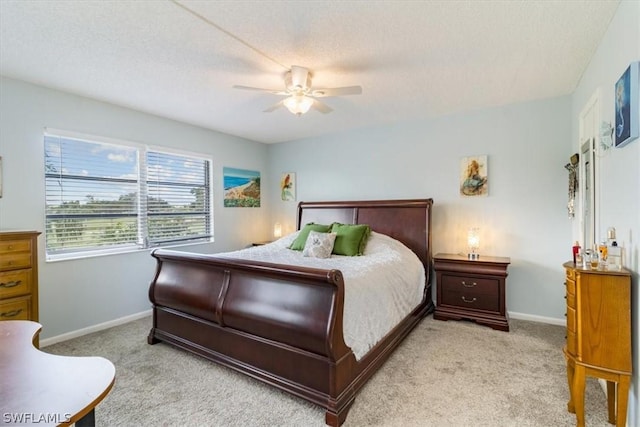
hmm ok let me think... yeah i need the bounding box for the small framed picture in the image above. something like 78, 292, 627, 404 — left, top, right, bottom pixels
460, 156, 488, 197
280, 172, 296, 201
615, 61, 639, 148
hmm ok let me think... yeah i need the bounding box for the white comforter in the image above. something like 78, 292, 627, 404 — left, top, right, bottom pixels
214, 231, 425, 360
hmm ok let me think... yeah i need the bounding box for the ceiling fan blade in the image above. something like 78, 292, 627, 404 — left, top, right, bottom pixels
311, 86, 362, 97
233, 85, 288, 95
263, 100, 284, 113
311, 99, 333, 114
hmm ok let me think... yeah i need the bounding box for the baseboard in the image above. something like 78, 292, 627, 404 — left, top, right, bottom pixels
508, 311, 565, 326
40, 309, 152, 347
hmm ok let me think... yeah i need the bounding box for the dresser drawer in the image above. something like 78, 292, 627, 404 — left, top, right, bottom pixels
566, 291, 575, 309
0, 296, 31, 320
0, 269, 32, 299
565, 278, 575, 297
0, 239, 32, 255
566, 330, 576, 355
565, 268, 575, 280
440, 275, 500, 312
566, 306, 576, 333
0, 252, 32, 271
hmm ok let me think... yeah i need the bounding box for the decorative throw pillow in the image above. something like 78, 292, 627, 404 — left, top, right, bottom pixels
331, 223, 371, 256
302, 231, 337, 258
289, 223, 332, 251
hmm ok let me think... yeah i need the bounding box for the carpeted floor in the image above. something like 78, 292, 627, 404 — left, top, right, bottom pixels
44, 315, 612, 426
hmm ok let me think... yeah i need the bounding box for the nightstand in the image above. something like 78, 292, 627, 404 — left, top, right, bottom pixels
433, 253, 511, 331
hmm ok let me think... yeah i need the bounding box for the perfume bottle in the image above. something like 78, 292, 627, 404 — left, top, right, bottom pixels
572, 241, 581, 265
608, 241, 622, 271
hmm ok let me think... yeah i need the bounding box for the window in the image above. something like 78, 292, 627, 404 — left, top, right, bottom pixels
44, 130, 212, 260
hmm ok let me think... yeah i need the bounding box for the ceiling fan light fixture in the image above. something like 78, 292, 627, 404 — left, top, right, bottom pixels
283, 95, 313, 116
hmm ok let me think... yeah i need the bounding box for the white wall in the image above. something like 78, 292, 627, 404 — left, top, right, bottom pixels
268, 96, 572, 322
571, 1, 640, 424
0, 77, 270, 339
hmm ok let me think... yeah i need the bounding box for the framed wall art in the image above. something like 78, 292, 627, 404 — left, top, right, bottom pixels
614, 61, 639, 148
460, 155, 488, 197
223, 167, 260, 207
280, 172, 296, 201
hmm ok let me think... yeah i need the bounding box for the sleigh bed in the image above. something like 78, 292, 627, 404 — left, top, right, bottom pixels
147, 199, 434, 426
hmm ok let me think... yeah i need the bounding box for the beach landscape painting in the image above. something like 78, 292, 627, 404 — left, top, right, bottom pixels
223, 167, 261, 207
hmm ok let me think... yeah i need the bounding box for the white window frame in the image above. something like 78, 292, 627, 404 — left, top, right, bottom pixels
44, 128, 214, 261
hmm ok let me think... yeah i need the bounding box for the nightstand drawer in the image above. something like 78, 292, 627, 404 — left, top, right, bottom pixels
440, 275, 500, 312
0, 269, 32, 299
0, 296, 31, 320
441, 287, 500, 312
440, 274, 499, 295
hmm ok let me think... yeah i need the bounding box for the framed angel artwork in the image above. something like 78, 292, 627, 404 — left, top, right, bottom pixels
460, 156, 488, 197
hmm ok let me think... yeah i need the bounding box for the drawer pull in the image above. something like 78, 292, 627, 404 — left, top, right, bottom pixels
461, 281, 477, 288
1, 309, 23, 318
0, 280, 21, 288
461, 296, 477, 303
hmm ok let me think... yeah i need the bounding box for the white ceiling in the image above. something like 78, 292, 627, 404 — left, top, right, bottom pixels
0, 0, 620, 144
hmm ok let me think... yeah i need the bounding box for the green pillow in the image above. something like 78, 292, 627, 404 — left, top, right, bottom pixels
289, 223, 332, 251
331, 223, 371, 256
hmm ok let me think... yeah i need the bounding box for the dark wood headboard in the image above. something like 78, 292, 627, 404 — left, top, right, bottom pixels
297, 199, 433, 280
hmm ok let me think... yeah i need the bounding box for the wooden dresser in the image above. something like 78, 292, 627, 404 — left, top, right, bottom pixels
563, 262, 631, 427
433, 253, 511, 331
0, 231, 40, 325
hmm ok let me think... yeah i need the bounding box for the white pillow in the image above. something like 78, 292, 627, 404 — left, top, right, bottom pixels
302, 230, 337, 258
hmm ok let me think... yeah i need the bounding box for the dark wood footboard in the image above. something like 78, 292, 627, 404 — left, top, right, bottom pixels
148, 251, 358, 412
148, 198, 433, 425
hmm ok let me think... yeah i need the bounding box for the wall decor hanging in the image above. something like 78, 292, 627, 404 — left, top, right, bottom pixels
223, 167, 261, 207
460, 155, 488, 197
614, 61, 639, 148
280, 172, 296, 201
564, 153, 579, 218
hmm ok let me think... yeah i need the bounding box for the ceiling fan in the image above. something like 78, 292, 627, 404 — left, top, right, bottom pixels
233, 66, 362, 116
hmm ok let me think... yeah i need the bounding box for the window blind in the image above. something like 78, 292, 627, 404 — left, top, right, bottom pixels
44, 132, 212, 259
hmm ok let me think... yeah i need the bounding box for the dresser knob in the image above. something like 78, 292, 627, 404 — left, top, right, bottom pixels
461, 296, 477, 303
461, 281, 477, 287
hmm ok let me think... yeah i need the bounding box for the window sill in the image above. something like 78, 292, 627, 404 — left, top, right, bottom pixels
45, 239, 214, 263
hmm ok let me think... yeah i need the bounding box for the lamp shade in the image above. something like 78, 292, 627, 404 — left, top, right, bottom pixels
467, 227, 480, 260
283, 95, 313, 116
273, 222, 282, 239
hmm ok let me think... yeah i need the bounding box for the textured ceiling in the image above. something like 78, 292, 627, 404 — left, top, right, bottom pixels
0, 0, 620, 144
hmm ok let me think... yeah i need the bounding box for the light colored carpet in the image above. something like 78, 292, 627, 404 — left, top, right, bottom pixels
44, 315, 612, 426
